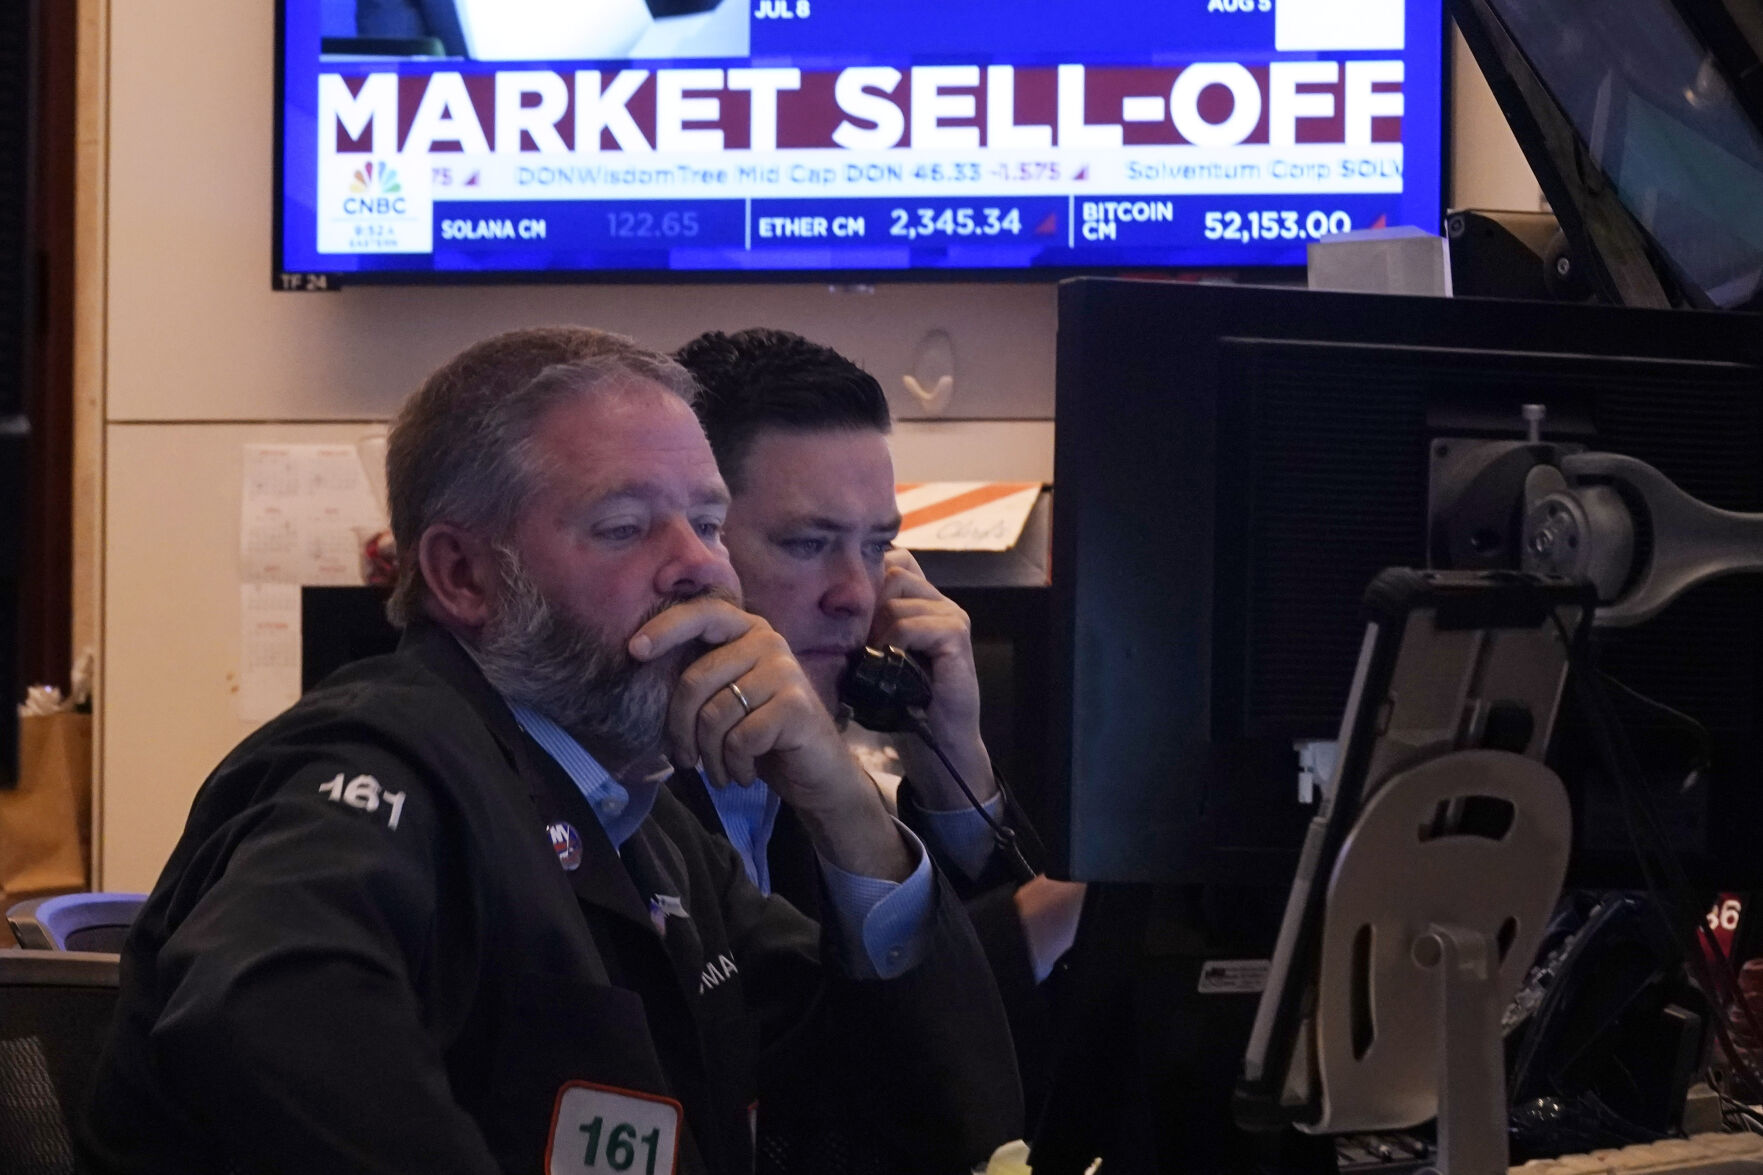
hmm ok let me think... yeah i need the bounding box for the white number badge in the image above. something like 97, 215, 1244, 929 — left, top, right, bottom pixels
546, 1082, 681, 1175
316, 772, 406, 831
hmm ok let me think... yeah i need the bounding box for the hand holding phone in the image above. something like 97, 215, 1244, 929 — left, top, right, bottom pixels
866, 550, 1000, 811
869, 549, 985, 749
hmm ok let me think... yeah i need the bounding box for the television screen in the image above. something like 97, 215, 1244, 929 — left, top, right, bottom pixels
275, 0, 1445, 284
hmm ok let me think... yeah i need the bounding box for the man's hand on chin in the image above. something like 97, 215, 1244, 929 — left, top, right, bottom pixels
630, 597, 911, 882
870, 548, 999, 809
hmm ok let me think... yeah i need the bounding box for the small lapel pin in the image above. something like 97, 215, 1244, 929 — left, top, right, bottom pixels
546, 821, 583, 872
649, 893, 688, 936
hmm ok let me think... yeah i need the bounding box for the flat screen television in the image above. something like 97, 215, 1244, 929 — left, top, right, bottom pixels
274, 0, 1445, 285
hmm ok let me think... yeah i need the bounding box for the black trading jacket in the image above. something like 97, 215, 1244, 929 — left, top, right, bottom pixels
80, 622, 1021, 1175
675, 766, 1058, 1130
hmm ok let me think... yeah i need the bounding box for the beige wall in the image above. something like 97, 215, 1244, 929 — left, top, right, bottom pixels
89, 4, 1539, 889
1450, 26, 1543, 214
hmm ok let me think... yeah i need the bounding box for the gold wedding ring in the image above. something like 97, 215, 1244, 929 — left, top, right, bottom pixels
725, 681, 753, 717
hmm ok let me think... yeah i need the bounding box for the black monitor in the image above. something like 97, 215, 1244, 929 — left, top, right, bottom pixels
1453, 0, 1763, 310
1049, 278, 1763, 890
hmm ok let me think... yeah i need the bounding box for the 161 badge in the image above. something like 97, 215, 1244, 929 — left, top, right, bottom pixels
546, 1082, 682, 1175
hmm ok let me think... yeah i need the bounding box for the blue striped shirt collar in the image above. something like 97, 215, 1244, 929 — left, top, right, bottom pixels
507, 703, 670, 849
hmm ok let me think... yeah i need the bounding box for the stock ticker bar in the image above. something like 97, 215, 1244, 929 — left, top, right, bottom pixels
425, 192, 1390, 268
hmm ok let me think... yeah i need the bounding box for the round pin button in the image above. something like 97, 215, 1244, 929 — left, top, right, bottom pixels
546, 821, 583, 872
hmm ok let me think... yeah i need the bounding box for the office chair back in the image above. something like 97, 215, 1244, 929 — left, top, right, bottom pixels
0, 949, 120, 1175
8, 893, 145, 953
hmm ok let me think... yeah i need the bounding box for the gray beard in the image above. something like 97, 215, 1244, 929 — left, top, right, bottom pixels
474, 548, 718, 768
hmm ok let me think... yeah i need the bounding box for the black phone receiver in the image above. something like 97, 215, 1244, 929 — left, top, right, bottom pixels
840, 644, 1037, 882
839, 645, 933, 733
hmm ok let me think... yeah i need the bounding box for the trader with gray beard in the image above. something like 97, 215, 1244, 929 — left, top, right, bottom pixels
80, 328, 1022, 1175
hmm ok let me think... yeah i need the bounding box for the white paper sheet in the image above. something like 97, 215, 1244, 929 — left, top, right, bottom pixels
894, 482, 1043, 552
240, 444, 386, 586
237, 584, 303, 723
237, 444, 387, 722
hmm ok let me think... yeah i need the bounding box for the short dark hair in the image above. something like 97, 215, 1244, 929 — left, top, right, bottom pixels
385, 326, 698, 626
674, 328, 891, 491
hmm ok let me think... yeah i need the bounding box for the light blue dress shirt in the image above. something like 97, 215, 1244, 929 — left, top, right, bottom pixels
899, 791, 1007, 883
510, 704, 935, 979
702, 777, 781, 893
703, 774, 1004, 886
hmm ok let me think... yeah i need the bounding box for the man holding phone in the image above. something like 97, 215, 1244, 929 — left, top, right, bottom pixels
675, 328, 1085, 1121
82, 328, 1019, 1175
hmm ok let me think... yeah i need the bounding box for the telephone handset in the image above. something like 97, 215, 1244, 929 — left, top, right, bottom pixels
838, 644, 1036, 883
839, 645, 934, 733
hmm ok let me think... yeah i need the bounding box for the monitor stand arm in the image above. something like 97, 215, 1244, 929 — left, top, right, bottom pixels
1419, 923, 1511, 1175
1524, 450, 1763, 627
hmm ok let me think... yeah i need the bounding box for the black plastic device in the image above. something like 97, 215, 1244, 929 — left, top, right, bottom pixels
838, 645, 933, 734
840, 644, 1035, 884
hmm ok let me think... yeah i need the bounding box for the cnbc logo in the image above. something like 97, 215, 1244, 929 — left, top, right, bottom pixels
318, 154, 429, 254
342, 160, 406, 215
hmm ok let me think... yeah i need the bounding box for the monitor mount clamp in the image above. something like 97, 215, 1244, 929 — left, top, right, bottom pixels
1429, 404, 1763, 626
